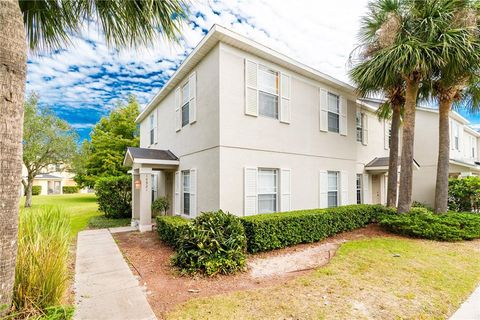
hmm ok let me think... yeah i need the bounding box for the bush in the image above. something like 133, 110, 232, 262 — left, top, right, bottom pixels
95, 175, 131, 218
448, 177, 480, 212
173, 211, 247, 276
62, 186, 79, 194
412, 201, 434, 211
379, 209, 480, 241
242, 204, 392, 253
156, 215, 190, 248
14, 207, 70, 316
152, 197, 170, 216
31, 185, 41, 196
88, 215, 131, 229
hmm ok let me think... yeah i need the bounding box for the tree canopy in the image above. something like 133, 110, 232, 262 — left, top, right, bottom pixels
74, 95, 140, 188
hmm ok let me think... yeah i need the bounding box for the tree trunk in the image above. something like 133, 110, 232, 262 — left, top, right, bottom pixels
434, 98, 452, 213
24, 177, 33, 208
387, 103, 401, 208
397, 79, 420, 213
0, 0, 27, 315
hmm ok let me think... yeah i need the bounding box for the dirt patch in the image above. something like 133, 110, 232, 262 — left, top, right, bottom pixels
113, 224, 391, 319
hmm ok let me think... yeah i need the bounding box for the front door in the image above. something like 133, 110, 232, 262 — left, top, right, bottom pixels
371, 175, 382, 204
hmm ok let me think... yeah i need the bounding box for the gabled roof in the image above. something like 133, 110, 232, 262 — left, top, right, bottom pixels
35, 174, 62, 180
365, 157, 420, 171
136, 24, 356, 123
123, 147, 179, 167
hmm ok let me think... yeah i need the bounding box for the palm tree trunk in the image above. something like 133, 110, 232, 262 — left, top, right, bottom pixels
397, 79, 419, 213
434, 98, 452, 213
24, 177, 33, 208
387, 103, 401, 207
0, 0, 27, 314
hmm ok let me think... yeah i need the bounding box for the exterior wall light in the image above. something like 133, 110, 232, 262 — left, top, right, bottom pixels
134, 179, 141, 190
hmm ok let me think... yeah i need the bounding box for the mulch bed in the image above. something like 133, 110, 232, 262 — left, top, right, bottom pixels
113, 224, 391, 319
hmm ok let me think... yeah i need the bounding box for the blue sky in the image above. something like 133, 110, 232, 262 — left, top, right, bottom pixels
26, 0, 480, 141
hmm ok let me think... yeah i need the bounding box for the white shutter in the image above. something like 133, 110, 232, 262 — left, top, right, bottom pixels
244, 167, 258, 216
340, 170, 348, 205
450, 120, 455, 150
319, 89, 328, 132
362, 174, 370, 204
175, 87, 181, 132
280, 73, 291, 124
189, 168, 197, 217
362, 113, 368, 145
339, 96, 347, 136
245, 59, 258, 116
174, 171, 180, 214
319, 170, 328, 208
384, 120, 389, 150
189, 72, 197, 124
280, 168, 291, 212
459, 126, 464, 152
153, 109, 158, 144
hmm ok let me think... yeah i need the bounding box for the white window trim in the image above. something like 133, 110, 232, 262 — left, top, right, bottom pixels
356, 174, 363, 204
327, 171, 339, 208
327, 93, 340, 134
257, 168, 279, 214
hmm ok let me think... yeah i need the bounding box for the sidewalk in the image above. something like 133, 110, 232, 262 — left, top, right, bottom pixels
450, 285, 480, 320
74, 229, 156, 320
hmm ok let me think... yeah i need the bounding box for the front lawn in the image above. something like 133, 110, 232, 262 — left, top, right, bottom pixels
168, 237, 480, 319
20, 193, 101, 237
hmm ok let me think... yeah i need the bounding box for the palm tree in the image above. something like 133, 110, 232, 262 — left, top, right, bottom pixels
351, 0, 474, 213
349, 0, 405, 208
0, 0, 187, 313
430, 1, 480, 213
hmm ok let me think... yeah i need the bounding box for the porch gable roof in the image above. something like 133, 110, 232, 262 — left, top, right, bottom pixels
123, 147, 179, 167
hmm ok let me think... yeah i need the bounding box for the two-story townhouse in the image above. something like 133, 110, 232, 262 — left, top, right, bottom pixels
123, 25, 397, 231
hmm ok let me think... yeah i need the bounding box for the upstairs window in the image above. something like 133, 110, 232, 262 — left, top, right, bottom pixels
327, 171, 339, 208
356, 112, 364, 142
258, 65, 279, 119
472, 137, 476, 158
258, 168, 278, 213
149, 114, 156, 145
181, 82, 190, 127
327, 93, 340, 133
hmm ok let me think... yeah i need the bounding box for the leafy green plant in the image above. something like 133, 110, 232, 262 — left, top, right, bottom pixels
31, 185, 41, 196
173, 211, 247, 276
13, 207, 70, 316
242, 204, 393, 253
152, 197, 170, 216
94, 175, 131, 218
156, 215, 190, 248
448, 177, 480, 212
62, 186, 79, 194
379, 209, 480, 241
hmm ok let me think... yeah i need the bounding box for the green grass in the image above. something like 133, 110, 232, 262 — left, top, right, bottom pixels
88, 216, 131, 229
168, 237, 480, 319
20, 193, 101, 237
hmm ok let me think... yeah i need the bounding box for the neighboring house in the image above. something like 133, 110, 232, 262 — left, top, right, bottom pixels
123, 25, 480, 232
21, 164, 79, 195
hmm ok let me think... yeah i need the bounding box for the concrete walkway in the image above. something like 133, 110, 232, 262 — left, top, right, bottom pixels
450, 285, 480, 320
74, 229, 156, 320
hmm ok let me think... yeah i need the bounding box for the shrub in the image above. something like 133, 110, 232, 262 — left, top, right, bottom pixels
156, 215, 190, 248
31, 185, 41, 196
13, 207, 70, 315
379, 209, 480, 241
173, 211, 247, 276
242, 204, 392, 253
448, 176, 480, 212
95, 175, 131, 218
412, 201, 434, 211
152, 197, 170, 216
62, 186, 79, 194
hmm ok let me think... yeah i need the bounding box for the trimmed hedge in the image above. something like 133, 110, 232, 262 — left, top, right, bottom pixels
62, 186, 79, 194
242, 204, 393, 253
156, 215, 190, 248
95, 175, 132, 218
32, 185, 42, 196
173, 211, 247, 276
379, 208, 480, 241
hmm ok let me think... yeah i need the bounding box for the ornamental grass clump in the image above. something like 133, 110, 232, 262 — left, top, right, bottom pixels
13, 206, 71, 317
173, 210, 247, 276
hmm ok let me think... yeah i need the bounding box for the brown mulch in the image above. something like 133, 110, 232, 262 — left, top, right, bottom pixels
113, 224, 392, 319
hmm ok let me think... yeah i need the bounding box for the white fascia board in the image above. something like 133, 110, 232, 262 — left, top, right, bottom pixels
133, 159, 180, 166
